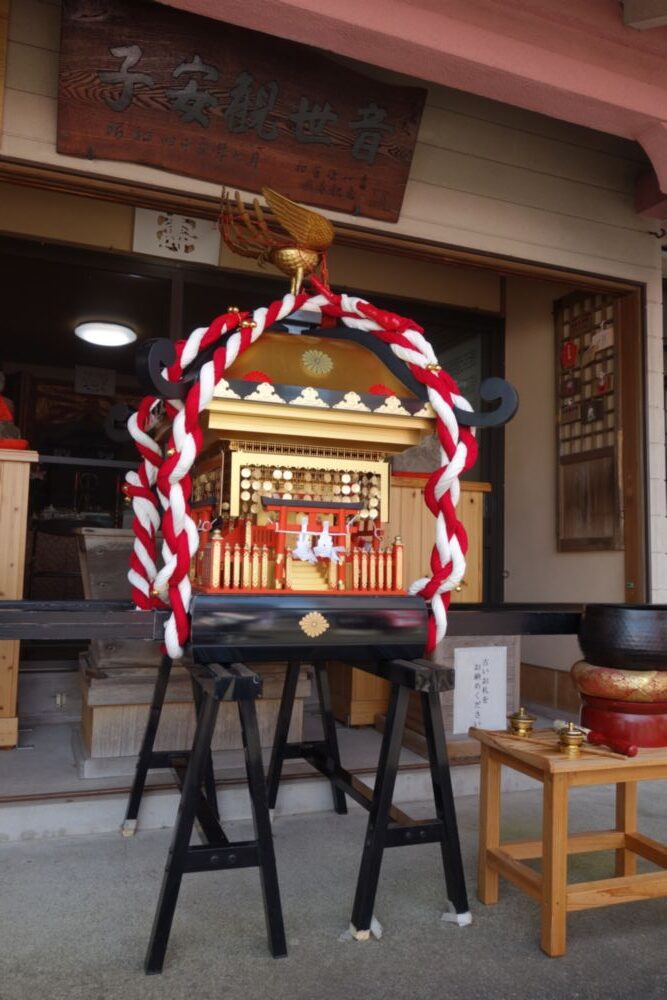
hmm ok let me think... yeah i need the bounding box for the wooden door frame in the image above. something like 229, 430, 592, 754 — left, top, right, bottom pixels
617, 286, 648, 602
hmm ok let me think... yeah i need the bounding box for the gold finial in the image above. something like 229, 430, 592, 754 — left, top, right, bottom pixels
219, 186, 335, 295
558, 721, 585, 757
508, 706, 536, 737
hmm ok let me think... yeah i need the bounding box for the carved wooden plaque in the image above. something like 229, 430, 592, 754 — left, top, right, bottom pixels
57, 0, 426, 222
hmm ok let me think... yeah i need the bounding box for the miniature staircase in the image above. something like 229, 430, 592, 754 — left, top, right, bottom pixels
288, 560, 330, 591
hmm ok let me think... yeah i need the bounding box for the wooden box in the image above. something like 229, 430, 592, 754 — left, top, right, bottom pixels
75, 527, 140, 600
75, 528, 311, 762
80, 658, 311, 758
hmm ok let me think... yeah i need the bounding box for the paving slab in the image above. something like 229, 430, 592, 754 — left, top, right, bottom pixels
1, 784, 667, 1000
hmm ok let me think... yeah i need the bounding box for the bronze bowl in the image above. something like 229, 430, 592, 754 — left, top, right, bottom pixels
579, 604, 667, 671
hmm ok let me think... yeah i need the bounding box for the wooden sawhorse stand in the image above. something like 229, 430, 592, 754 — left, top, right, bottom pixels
472, 727, 667, 957
268, 657, 471, 938
125, 658, 286, 974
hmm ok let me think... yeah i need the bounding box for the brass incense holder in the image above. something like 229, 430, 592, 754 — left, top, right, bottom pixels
508, 707, 537, 737
558, 722, 586, 757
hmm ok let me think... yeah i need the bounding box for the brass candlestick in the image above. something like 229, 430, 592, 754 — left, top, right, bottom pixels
559, 722, 586, 757
508, 707, 537, 737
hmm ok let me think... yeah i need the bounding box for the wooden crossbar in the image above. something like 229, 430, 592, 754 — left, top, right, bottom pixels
501, 830, 625, 861
625, 832, 667, 869
486, 848, 543, 902
567, 870, 667, 911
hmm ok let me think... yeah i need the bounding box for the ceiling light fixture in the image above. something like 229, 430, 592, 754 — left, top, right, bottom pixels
74, 321, 137, 347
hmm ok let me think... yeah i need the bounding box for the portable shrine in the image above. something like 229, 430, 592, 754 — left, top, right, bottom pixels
189, 323, 434, 599
32, 187, 516, 972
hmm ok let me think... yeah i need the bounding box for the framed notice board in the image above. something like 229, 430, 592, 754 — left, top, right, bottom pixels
555, 292, 622, 551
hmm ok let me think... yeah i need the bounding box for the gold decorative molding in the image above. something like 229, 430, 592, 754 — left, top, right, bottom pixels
290, 386, 328, 408
374, 396, 411, 416
244, 382, 283, 402
228, 448, 390, 519
213, 378, 241, 399
414, 402, 435, 418
205, 398, 433, 454
334, 392, 370, 412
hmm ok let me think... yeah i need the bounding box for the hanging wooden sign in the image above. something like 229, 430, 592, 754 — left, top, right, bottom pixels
555, 292, 622, 552
57, 0, 427, 223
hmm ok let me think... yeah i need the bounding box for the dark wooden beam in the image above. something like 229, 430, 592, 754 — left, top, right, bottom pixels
0, 599, 581, 641
636, 168, 667, 221
0, 601, 167, 640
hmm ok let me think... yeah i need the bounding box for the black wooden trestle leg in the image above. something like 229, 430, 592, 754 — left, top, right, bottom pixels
145, 662, 286, 974
420, 688, 470, 920
266, 659, 300, 810
239, 697, 288, 958
122, 654, 219, 835
145, 692, 219, 974
350, 683, 409, 936
123, 653, 173, 836
267, 661, 347, 815
191, 673, 220, 822
314, 661, 347, 815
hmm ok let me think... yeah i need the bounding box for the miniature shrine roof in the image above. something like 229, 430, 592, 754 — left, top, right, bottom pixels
224, 331, 417, 398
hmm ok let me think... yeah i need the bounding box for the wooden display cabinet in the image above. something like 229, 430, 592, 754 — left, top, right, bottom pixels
0, 448, 38, 747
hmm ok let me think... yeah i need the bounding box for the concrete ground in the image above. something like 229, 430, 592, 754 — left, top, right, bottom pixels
2, 784, 667, 1000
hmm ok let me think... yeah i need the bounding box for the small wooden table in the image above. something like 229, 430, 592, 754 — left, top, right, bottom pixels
471, 726, 667, 957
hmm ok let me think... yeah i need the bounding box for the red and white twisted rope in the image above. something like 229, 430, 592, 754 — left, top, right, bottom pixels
126, 282, 477, 658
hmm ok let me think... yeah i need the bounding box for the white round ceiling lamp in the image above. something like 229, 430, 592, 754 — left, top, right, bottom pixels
74, 321, 137, 347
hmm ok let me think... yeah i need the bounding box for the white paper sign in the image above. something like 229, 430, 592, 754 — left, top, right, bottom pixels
133, 209, 221, 265
452, 646, 507, 734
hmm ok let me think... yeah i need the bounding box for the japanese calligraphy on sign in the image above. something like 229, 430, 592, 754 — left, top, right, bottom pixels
132, 209, 221, 264
452, 646, 507, 735
57, 0, 427, 223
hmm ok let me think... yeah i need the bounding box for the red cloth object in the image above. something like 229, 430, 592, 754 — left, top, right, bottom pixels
560, 340, 578, 369
0, 438, 28, 450
368, 384, 396, 395
0, 397, 13, 421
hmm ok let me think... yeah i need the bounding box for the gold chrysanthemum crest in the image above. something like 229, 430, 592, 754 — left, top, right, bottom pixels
298, 611, 330, 638
301, 348, 334, 377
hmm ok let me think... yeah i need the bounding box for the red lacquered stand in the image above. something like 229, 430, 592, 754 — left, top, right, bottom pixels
581, 694, 667, 748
